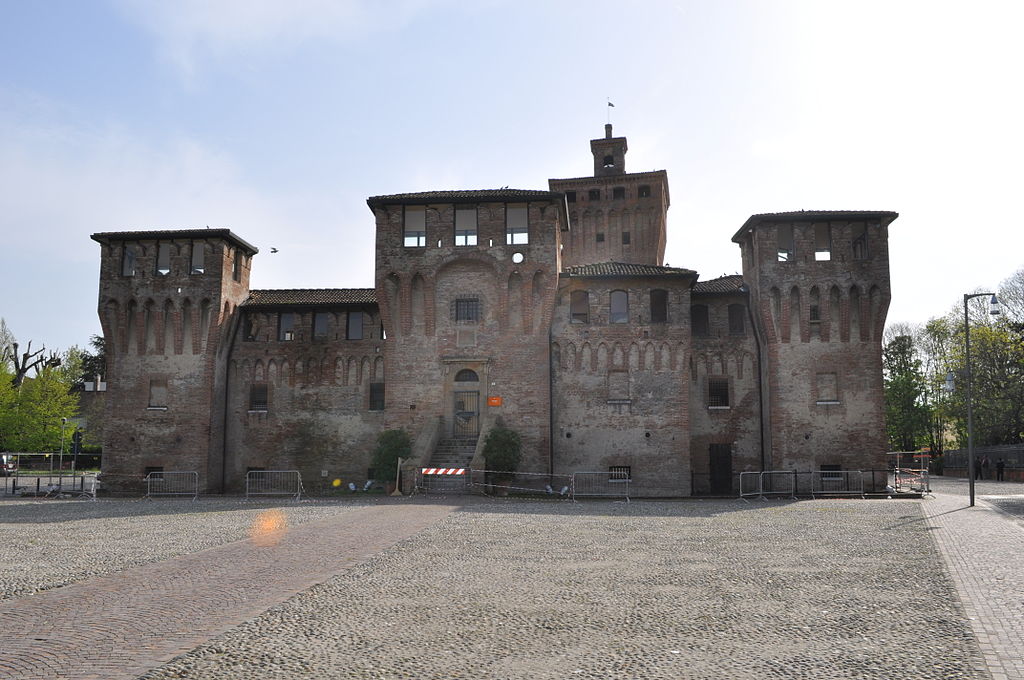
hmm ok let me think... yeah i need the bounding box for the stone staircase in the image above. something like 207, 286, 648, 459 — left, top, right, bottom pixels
421, 437, 477, 493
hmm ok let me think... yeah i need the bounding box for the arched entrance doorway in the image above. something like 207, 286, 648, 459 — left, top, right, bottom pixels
452, 368, 480, 438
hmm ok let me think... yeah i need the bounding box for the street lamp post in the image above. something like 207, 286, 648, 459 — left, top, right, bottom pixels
963, 292, 1000, 507
58, 417, 68, 485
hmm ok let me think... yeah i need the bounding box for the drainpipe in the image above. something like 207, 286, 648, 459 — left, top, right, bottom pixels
743, 283, 767, 472
548, 325, 555, 477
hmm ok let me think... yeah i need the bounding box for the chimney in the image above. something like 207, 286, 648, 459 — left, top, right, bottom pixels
605, 123, 613, 139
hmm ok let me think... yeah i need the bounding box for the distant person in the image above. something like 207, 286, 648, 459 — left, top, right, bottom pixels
981, 455, 991, 480
974, 457, 982, 480
996, 458, 1005, 482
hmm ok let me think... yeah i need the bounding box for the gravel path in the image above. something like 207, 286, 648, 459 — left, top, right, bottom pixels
128, 497, 984, 680
0, 497, 376, 601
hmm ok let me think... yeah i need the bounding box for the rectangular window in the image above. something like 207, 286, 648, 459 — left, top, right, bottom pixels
506, 204, 528, 245
596, 232, 605, 243
622, 231, 630, 245
155, 242, 171, 276
249, 383, 269, 411
232, 251, 242, 282
609, 290, 628, 324
609, 465, 631, 482
347, 311, 364, 340
570, 290, 589, 323
814, 224, 831, 261
190, 241, 205, 274
243, 315, 257, 342
565, 191, 577, 203
454, 297, 481, 322
122, 245, 136, 276
777, 224, 794, 262
820, 463, 842, 480
638, 185, 651, 198
650, 289, 668, 323
809, 305, 821, 323
709, 377, 729, 408
816, 372, 839, 403
313, 312, 329, 340
278, 312, 295, 341
404, 206, 426, 247
852, 224, 869, 260
148, 378, 167, 408
608, 370, 629, 401
588, 189, 601, 201
728, 304, 745, 335
613, 187, 626, 200
455, 207, 478, 246
369, 382, 385, 411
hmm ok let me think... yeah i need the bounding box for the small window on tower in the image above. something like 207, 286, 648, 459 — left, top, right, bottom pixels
622, 231, 630, 245
650, 289, 668, 323
190, 241, 205, 274
565, 191, 577, 203
156, 243, 171, 276
613, 187, 625, 200
404, 206, 426, 248
278, 312, 295, 341
691, 305, 710, 337
455, 206, 478, 246
347, 312, 364, 340
603, 155, 614, 167
853, 224, 870, 260
728, 304, 745, 335
814, 224, 832, 261
609, 290, 629, 324
638, 185, 651, 198
596, 232, 605, 243
708, 377, 730, 408
312, 312, 329, 340
816, 372, 839, 403
506, 204, 529, 245
570, 290, 589, 324
588, 189, 601, 201
369, 382, 385, 411
122, 245, 136, 277
777, 224, 794, 262
232, 251, 242, 282
453, 297, 481, 323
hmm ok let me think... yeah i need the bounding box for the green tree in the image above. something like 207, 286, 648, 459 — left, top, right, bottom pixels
482, 424, 521, 473
883, 333, 929, 451
372, 429, 411, 482
0, 364, 79, 453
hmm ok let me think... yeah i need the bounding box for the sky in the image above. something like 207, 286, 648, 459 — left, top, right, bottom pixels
1, 0, 1022, 355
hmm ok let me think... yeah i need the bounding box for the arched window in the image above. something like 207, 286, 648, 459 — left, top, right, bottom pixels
691, 304, 710, 337
570, 290, 589, 324
454, 369, 478, 382
609, 290, 629, 324
650, 289, 668, 323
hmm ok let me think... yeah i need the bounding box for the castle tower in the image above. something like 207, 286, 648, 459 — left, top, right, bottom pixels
549, 124, 670, 268
732, 211, 898, 477
91, 229, 257, 492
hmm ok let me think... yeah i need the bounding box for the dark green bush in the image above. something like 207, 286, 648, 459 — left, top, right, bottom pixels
372, 429, 411, 481
483, 425, 521, 473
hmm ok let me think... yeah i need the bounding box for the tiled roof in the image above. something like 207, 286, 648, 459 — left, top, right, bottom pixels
243, 289, 377, 306
693, 274, 746, 294
732, 210, 898, 242
367, 189, 561, 207
90, 228, 258, 255
561, 262, 697, 278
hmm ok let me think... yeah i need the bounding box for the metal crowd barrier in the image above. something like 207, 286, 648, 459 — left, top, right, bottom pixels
809, 470, 864, 498
739, 471, 762, 499
145, 471, 199, 500
416, 467, 470, 494
740, 471, 797, 501
468, 470, 572, 497
894, 467, 930, 494
570, 471, 630, 502
245, 470, 303, 500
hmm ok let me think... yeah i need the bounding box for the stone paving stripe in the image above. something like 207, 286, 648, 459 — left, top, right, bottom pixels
0, 502, 459, 680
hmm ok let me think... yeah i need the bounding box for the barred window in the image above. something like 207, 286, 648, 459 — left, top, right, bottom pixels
453, 297, 481, 322
709, 377, 729, 408
609, 466, 631, 482
369, 382, 385, 411
249, 383, 268, 411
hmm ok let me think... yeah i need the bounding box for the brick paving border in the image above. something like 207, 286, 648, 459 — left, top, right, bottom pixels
922, 478, 1024, 680
0, 501, 459, 680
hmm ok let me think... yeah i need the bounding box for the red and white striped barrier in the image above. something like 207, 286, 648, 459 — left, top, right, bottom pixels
420, 468, 466, 476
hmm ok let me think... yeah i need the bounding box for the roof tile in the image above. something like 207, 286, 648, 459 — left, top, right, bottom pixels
244, 289, 376, 306
561, 262, 697, 278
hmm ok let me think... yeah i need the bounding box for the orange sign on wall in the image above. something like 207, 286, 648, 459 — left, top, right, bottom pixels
487, 396, 502, 407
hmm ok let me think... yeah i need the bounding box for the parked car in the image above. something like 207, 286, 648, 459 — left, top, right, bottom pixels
1, 455, 17, 476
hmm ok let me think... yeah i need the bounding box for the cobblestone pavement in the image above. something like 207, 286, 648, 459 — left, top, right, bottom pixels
922, 476, 1024, 680
0, 500, 459, 680
0, 494, 1000, 679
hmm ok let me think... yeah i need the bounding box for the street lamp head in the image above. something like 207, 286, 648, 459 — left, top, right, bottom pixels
989, 294, 1001, 316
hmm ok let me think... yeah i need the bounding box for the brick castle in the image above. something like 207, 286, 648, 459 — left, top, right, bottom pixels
91, 125, 897, 495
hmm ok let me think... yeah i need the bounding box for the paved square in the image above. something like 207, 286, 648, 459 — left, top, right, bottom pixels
2, 492, 1003, 679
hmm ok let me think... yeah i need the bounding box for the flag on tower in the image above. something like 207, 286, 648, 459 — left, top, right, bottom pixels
608, 101, 615, 107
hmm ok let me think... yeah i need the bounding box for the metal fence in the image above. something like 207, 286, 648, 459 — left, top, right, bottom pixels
809, 470, 864, 498
5, 473, 99, 500
145, 471, 199, 500
245, 470, 303, 500
468, 470, 572, 498
894, 467, 930, 494
739, 472, 763, 499
570, 471, 630, 501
